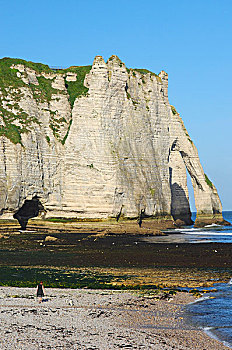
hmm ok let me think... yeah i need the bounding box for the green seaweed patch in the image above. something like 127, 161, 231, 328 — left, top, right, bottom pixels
204, 174, 213, 189
0, 266, 132, 289
0, 266, 182, 291
45, 217, 79, 223
44, 217, 105, 223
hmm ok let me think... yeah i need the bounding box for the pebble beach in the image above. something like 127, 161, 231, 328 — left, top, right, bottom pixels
0, 287, 230, 349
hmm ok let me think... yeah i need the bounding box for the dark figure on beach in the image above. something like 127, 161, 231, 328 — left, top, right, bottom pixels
13, 196, 44, 230
36, 281, 45, 303
137, 209, 145, 228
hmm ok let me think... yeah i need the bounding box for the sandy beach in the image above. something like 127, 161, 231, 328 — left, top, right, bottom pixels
0, 287, 230, 349
0, 225, 231, 348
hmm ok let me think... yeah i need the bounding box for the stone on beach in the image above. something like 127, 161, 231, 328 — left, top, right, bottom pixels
44, 235, 58, 242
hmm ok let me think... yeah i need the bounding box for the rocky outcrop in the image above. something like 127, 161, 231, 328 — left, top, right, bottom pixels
0, 56, 225, 226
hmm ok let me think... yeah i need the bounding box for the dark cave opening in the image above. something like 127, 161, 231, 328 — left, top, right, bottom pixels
13, 196, 44, 230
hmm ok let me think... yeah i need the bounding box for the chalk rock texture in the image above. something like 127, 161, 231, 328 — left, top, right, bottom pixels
0, 56, 224, 225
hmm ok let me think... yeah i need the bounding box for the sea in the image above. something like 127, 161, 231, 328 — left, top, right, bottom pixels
145, 211, 232, 347
175, 211, 232, 348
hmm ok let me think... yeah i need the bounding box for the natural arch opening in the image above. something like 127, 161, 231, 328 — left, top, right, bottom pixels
13, 196, 44, 230
169, 149, 194, 226
187, 171, 196, 222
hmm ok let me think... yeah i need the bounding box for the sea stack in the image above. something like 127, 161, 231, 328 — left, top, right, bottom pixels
0, 55, 225, 227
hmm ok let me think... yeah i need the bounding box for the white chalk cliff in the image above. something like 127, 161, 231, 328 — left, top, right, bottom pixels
0, 55, 224, 226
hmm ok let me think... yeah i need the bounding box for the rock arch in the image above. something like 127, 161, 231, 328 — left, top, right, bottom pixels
169, 137, 223, 226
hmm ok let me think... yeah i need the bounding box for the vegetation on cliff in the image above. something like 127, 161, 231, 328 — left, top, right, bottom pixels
0, 57, 164, 145
0, 58, 91, 144
205, 174, 213, 189
134, 68, 162, 82
64, 65, 92, 107
171, 105, 178, 115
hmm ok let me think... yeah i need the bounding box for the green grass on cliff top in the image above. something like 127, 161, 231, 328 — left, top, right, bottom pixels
134, 68, 157, 76
0, 57, 161, 105
0, 58, 92, 143
0, 57, 162, 144
133, 68, 162, 82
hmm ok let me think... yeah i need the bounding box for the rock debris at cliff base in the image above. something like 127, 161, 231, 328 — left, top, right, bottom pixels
0, 55, 224, 227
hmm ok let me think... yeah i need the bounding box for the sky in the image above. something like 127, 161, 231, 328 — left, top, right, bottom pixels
0, 0, 231, 210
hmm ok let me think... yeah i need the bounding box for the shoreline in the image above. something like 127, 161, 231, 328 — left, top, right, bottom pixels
0, 218, 174, 237
0, 217, 231, 348
0, 286, 230, 349
0, 225, 232, 270
0, 213, 230, 236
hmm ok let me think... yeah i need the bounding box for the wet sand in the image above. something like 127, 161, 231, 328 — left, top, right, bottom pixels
0, 287, 230, 350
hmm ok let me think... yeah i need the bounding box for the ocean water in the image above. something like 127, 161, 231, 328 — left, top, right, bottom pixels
144, 211, 232, 347
185, 211, 232, 348
187, 280, 232, 348
177, 211, 232, 243
148, 210, 232, 243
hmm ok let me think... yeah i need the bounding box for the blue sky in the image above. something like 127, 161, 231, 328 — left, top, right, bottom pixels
1, 0, 231, 210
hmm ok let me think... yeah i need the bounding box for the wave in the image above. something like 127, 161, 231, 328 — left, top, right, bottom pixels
188, 296, 212, 305
191, 240, 214, 243
203, 327, 232, 349
174, 228, 201, 232
185, 231, 232, 236
205, 224, 221, 228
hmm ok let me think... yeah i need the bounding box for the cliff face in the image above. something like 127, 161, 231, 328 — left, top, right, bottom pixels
0, 56, 223, 225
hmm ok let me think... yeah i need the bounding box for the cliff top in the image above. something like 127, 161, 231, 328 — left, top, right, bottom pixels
0, 55, 167, 145
0, 55, 165, 78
